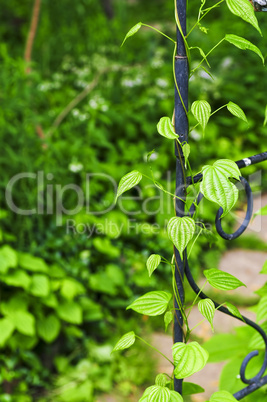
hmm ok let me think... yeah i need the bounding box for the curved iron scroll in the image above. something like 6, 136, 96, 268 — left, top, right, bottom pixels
185, 152, 267, 400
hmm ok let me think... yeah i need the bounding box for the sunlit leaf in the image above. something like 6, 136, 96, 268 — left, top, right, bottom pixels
191, 100, 211, 133
260, 260, 267, 274
157, 117, 178, 140
226, 0, 261, 35
254, 205, 267, 217
249, 321, 267, 349
204, 268, 246, 290
116, 170, 142, 201
127, 291, 172, 316
209, 390, 238, 401
146, 254, 161, 277
169, 391, 184, 402
37, 314, 61, 343
164, 311, 173, 332
225, 34, 264, 64
182, 143, 190, 167
225, 302, 244, 321
0, 318, 15, 347
167, 217, 195, 257
200, 159, 241, 217
155, 374, 168, 387
257, 295, 267, 322
173, 341, 209, 378
139, 385, 171, 402
198, 299, 215, 331
227, 101, 247, 122
112, 331, 136, 352
121, 22, 142, 47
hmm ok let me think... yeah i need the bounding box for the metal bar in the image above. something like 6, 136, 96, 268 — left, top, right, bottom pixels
186, 151, 267, 186
234, 374, 267, 400
174, 0, 188, 395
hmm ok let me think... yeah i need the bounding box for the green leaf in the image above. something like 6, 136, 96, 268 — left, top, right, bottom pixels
249, 321, 267, 349
155, 374, 168, 387
0, 245, 18, 274
204, 332, 250, 362
209, 390, 238, 402
183, 382, 205, 396
264, 105, 267, 127
169, 391, 183, 402
227, 101, 247, 123
57, 301, 83, 324
204, 268, 245, 290
146, 254, 161, 277
127, 291, 172, 316
172, 341, 209, 379
2, 270, 31, 290
200, 159, 241, 217
60, 278, 85, 300
0, 318, 15, 347
257, 295, 267, 322
260, 260, 267, 274
164, 311, 173, 332
121, 22, 142, 47
147, 385, 171, 402
198, 299, 215, 331
167, 217, 195, 257
226, 0, 261, 35
37, 314, 61, 343
225, 302, 244, 321
116, 170, 142, 200
112, 331, 136, 352
254, 205, 267, 217
225, 34, 264, 64
157, 117, 178, 140
12, 311, 36, 336
182, 143, 190, 167
19, 253, 49, 273
29, 274, 50, 297
191, 100, 211, 133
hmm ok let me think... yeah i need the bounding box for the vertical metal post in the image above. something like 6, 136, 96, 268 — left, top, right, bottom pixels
174, 0, 188, 395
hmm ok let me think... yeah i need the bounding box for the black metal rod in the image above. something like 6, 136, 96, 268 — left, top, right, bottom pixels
186, 151, 267, 186
174, 0, 188, 395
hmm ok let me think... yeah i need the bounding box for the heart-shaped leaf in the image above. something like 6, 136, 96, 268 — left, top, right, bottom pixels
37, 314, 61, 343
121, 22, 142, 47
116, 170, 142, 201
226, 0, 261, 35
191, 100, 211, 133
200, 159, 241, 217
225, 34, 264, 65
167, 217, 195, 257
204, 268, 246, 290
157, 117, 178, 140
172, 341, 209, 379
209, 390, 238, 402
127, 291, 172, 316
169, 391, 184, 402
139, 385, 172, 402
112, 331, 136, 352
227, 101, 247, 122
198, 299, 215, 331
146, 254, 161, 277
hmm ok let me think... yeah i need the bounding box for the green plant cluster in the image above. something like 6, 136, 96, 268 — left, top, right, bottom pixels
0, 0, 267, 400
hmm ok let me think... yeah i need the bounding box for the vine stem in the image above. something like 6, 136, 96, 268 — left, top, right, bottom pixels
186, 0, 225, 37
135, 335, 174, 366
141, 23, 176, 43
191, 38, 225, 75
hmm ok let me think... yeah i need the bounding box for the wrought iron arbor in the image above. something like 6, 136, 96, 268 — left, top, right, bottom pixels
174, 0, 267, 399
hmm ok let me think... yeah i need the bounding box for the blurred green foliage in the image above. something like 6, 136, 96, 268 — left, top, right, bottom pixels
0, 0, 266, 400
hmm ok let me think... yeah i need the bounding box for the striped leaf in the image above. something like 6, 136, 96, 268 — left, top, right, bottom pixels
121, 22, 142, 47
210, 390, 238, 401
146, 254, 161, 277
157, 117, 178, 140
169, 391, 183, 402
200, 159, 241, 217
226, 0, 261, 36
257, 295, 267, 322
112, 331, 136, 352
225, 34, 264, 65
148, 386, 170, 402
191, 100, 211, 134
116, 170, 142, 200
198, 299, 215, 331
204, 268, 245, 291
227, 101, 247, 122
127, 291, 172, 316
173, 341, 209, 379
167, 217, 195, 257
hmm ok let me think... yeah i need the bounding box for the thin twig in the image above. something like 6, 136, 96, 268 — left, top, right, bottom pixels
24, 0, 42, 73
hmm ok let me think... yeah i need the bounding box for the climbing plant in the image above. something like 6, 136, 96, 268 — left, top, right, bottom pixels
112, 0, 267, 401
